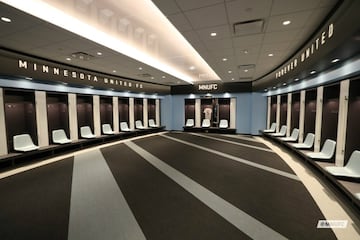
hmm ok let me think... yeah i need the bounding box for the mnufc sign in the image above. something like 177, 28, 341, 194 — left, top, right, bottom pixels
198, 83, 218, 91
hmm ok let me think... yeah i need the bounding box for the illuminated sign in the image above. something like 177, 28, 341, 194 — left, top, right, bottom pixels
198, 83, 218, 91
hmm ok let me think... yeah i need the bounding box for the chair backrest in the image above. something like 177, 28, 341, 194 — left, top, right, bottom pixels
321, 139, 336, 158
279, 125, 287, 134
80, 126, 93, 136
219, 119, 228, 128
346, 150, 360, 170
290, 128, 299, 139
102, 124, 113, 134
269, 122, 276, 131
52, 129, 69, 142
185, 119, 194, 127
149, 119, 156, 127
303, 133, 315, 147
135, 120, 144, 128
120, 122, 130, 131
202, 119, 210, 127
13, 134, 35, 149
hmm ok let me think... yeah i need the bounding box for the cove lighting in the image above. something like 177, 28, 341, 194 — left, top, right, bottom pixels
3, 0, 221, 84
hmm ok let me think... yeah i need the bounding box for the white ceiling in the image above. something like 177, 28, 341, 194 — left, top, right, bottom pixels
0, 0, 338, 86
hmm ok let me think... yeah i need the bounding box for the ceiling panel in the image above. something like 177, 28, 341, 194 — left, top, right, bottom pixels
232, 34, 264, 48
265, 10, 313, 32
167, 13, 193, 32
196, 25, 232, 41
152, 0, 181, 15
183, 3, 227, 29
175, 0, 224, 11
271, 0, 321, 15
226, 0, 272, 23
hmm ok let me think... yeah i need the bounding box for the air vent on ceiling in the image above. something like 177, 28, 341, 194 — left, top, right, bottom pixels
71, 52, 94, 61
238, 64, 256, 70
137, 73, 152, 78
233, 19, 264, 36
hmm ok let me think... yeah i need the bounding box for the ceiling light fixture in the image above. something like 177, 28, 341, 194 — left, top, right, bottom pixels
138, 67, 143, 70
228, 70, 232, 74
243, 50, 249, 54
244, 69, 248, 72
66, 57, 71, 61
282, 20, 291, 26
4, 0, 221, 84
162, 76, 166, 78
210, 32, 217, 37
222, 58, 228, 61
268, 53, 274, 57
310, 70, 316, 74
331, 58, 340, 63
231, 78, 235, 80
283, 82, 287, 86
1, 16, 11, 23
294, 78, 299, 81
112, 70, 117, 73
96, 52, 102, 56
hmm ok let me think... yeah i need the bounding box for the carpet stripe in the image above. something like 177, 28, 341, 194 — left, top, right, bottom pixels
189, 133, 273, 152
125, 141, 288, 240
162, 134, 300, 181
68, 149, 145, 240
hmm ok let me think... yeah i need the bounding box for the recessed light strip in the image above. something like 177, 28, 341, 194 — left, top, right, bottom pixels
3, 0, 221, 84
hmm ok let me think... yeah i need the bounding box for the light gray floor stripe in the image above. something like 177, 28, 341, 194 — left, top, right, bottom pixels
68, 149, 146, 240
162, 135, 300, 181
126, 141, 288, 240
190, 133, 273, 153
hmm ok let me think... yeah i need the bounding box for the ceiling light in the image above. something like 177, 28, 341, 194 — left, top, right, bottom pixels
222, 58, 228, 61
112, 70, 117, 73
282, 20, 291, 26
4, 0, 221, 84
1, 16, 11, 23
331, 58, 340, 63
243, 50, 249, 54
268, 53, 274, 57
150, 77, 154, 79
96, 52, 102, 56
273, 86, 276, 89
66, 57, 71, 61
310, 70, 316, 74
283, 82, 287, 86
138, 67, 143, 70
264, 88, 268, 91
210, 32, 217, 37
294, 78, 299, 81
231, 78, 235, 81
228, 70, 232, 74
162, 76, 166, 78
244, 69, 248, 72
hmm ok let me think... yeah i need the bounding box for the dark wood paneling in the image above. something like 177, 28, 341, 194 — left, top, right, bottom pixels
77, 95, 93, 134
4, 90, 37, 152
148, 99, 156, 120
185, 99, 195, 121
134, 98, 143, 121
47, 93, 69, 144
321, 84, 340, 146
280, 95, 287, 126
304, 89, 317, 136
270, 96, 277, 124
118, 98, 129, 123
100, 97, 113, 126
218, 98, 230, 122
291, 93, 300, 129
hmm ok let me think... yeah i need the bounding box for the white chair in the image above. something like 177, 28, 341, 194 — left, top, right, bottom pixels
102, 124, 114, 135
52, 129, 71, 144
355, 193, 360, 200
306, 139, 336, 160
280, 128, 299, 142
219, 119, 228, 129
270, 125, 287, 137
325, 150, 360, 178
135, 120, 146, 129
80, 126, 96, 139
148, 119, 158, 128
291, 133, 315, 149
185, 119, 194, 127
120, 122, 131, 132
202, 119, 211, 128
263, 123, 277, 133
13, 134, 39, 152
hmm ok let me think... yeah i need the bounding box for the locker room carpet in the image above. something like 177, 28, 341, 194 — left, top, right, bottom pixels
0, 132, 339, 240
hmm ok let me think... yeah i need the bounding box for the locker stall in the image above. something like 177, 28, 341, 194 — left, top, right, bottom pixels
218, 98, 230, 124
134, 98, 143, 121
76, 95, 94, 137
184, 99, 195, 122
118, 97, 129, 124
345, 79, 360, 164
201, 98, 213, 125
321, 83, 340, 147
148, 99, 156, 121
291, 92, 300, 129
270, 95, 277, 125
46, 93, 69, 144
280, 95, 287, 127
304, 89, 317, 137
4, 89, 37, 152
100, 96, 113, 127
